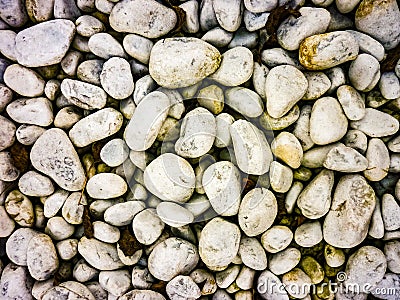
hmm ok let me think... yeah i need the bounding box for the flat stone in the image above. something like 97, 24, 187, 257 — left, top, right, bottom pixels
346, 30, 385, 61
269, 247, 301, 276
199, 218, 240, 270
225, 87, 263, 118
132, 208, 164, 245
104, 201, 145, 226
78, 237, 124, 271
124, 91, 170, 151
43, 189, 69, 218
323, 174, 376, 248
282, 268, 312, 299
69, 108, 123, 147
271, 132, 303, 169
337, 85, 366, 121
379, 72, 400, 100
212, 0, 243, 32
257, 270, 289, 300
76, 15, 105, 37
344, 246, 387, 292
261, 225, 293, 254
310, 97, 348, 145
239, 237, 268, 271
61, 78, 107, 110
355, 0, 400, 50
31, 128, 85, 191
100, 57, 134, 100
299, 31, 359, 70
230, 120, 273, 175
16, 124, 46, 146
201, 27, 233, 47
156, 202, 194, 228
265, 65, 308, 118
351, 108, 399, 137
238, 188, 277, 237
100, 138, 129, 167
42, 281, 95, 300
27, 233, 58, 281
209, 47, 253, 87
269, 161, 293, 193
202, 161, 242, 216
148, 237, 199, 281
175, 107, 216, 158
294, 221, 323, 248
349, 54, 380, 92
15, 20, 75, 67
323, 145, 368, 172
244, 10, 269, 32
18, 171, 54, 197
123, 34, 153, 64
6, 228, 39, 265
7, 97, 53, 126
4, 64, 45, 97
86, 173, 127, 199
197, 84, 224, 115
302, 72, 331, 100
0, 264, 33, 300
56, 239, 78, 261
77, 59, 103, 85
110, 0, 177, 38
364, 138, 390, 181
277, 7, 331, 51
45, 216, 74, 240
88, 32, 126, 59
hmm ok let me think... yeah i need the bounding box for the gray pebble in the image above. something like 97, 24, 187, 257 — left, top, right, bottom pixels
61, 78, 107, 110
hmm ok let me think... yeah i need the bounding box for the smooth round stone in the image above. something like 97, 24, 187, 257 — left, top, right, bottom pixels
265, 65, 308, 118
120, 290, 166, 300
346, 30, 385, 61
45, 216, 75, 240
235, 266, 256, 290
261, 47, 299, 68
213, 0, 242, 32
144, 153, 195, 203
201, 27, 233, 47
100, 57, 134, 100
123, 34, 153, 64
43, 189, 69, 218
76, 15, 104, 37
252, 62, 269, 99
282, 268, 312, 299
0, 152, 19, 182
239, 237, 268, 271
299, 31, 359, 70
148, 237, 199, 281
269, 161, 293, 193
6, 97, 53, 127
302, 72, 331, 100
261, 226, 293, 253
43, 281, 95, 300
92, 221, 120, 244
202, 161, 242, 216
337, 85, 366, 120
384, 241, 400, 273
61, 51, 83, 76
323, 175, 376, 248
124, 91, 170, 151
88, 33, 125, 59
133, 75, 157, 105
382, 194, 400, 231
27, 233, 58, 281
197, 84, 224, 115
5, 190, 34, 227
364, 138, 390, 181
0, 115, 15, 151
69, 108, 123, 147
349, 54, 380, 92
294, 221, 323, 247
100, 138, 129, 167
271, 132, 303, 169
86, 173, 127, 199
269, 247, 301, 275
56, 239, 78, 260
244, 10, 269, 32
98, 270, 130, 297
18, 171, 54, 197
166, 275, 201, 300
104, 201, 145, 226
344, 246, 387, 292
78, 237, 124, 271
209, 47, 253, 87
132, 208, 164, 245
216, 265, 241, 289
285, 181, 304, 214
16, 124, 46, 145
184, 195, 211, 218
323, 145, 368, 172
238, 188, 277, 237
379, 72, 400, 100
76, 59, 103, 85
110, 0, 176, 38
277, 7, 331, 51
343, 130, 368, 154
0, 264, 34, 300
61, 192, 86, 225
225, 87, 263, 118
30, 128, 85, 191
6, 228, 39, 266
0, 205, 15, 237
156, 202, 194, 228
355, 0, 400, 50
310, 97, 348, 145
15, 20, 75, 67
244, 0, 276, 12
149, 37, 220, 89
324, 244, 346, 267
215, 113, 234, 148
199, 218, 240, 270
230, 120, 273, 175
175, 107, 216, 158
257, 270, 289, 300
61, 78, 107, 110
350, 108, 399, 137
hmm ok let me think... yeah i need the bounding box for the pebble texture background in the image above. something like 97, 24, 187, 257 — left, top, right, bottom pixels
0, 0, 400, 299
